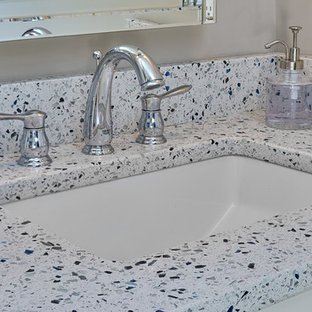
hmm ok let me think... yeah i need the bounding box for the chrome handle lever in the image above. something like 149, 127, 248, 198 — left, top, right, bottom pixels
0, 113, 24, 121
0, 110, 52, 167
0, 110, 46, 128
160, 85, 192, 99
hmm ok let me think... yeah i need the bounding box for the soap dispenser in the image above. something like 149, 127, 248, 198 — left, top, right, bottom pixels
265, 26, 312, 129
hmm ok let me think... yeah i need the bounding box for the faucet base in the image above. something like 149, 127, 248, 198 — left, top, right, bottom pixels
18, 155, 52, 167
136, 135, 167, 145
82, 144, 114, 156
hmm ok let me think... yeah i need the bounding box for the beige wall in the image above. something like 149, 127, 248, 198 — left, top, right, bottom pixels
276, 0, 312, 56
0, 0, 276, 83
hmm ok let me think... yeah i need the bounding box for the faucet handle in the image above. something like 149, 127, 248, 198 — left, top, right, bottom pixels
0, 110, 52, 167
136, 84, 192, 145
141, 84, 192, 111
0, 110, 46, 128
160, 85, 192, 99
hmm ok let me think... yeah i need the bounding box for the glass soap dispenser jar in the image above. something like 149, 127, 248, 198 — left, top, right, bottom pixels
265, 26, 312, 130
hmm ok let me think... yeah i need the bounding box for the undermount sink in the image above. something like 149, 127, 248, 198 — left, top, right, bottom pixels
3, 156, 312, 261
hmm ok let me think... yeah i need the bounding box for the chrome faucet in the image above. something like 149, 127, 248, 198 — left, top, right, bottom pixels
82, 45, 165, 155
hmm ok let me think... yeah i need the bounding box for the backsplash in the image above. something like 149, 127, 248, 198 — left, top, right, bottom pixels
0, 54, 277, 154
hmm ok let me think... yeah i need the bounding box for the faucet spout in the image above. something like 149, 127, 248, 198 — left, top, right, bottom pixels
82, 45, 165, 155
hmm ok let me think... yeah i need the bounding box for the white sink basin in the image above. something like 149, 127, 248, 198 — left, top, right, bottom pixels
3, 156, 312, 260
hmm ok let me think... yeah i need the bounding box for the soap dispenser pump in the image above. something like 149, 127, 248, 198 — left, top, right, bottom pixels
265, 26, 312, 129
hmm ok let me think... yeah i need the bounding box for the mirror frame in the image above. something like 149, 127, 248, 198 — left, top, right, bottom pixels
0, 0, 216, 42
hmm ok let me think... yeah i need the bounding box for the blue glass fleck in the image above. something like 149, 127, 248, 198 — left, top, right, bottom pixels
126, 286, 135, 290
53, 266, 62, 271
165, 86, 170, 91
0, 259, 6, 263
226, 69, 231, 73
237, 83, 241, 87
165, 71, 170, 76
256, 89, 260, 94
24, 249, 34, 255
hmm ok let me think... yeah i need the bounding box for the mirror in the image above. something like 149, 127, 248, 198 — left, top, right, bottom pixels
0, 0, 215, 42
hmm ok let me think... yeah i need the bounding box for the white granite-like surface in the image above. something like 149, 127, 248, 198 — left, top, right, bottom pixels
0, 110, 311, 204
1, 110, 312, 312
0, 54, 277, 154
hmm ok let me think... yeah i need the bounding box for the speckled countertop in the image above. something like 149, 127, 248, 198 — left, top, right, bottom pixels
1, 110, 312, 312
